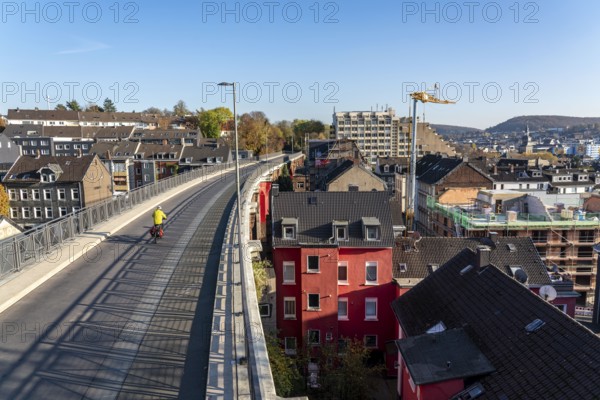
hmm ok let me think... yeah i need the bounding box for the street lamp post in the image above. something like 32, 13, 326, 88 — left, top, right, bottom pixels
218, 82, 243, 265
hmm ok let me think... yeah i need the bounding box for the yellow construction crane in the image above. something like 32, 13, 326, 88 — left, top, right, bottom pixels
406, 90, 455, 233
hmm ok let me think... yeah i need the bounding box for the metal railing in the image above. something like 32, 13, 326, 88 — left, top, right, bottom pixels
0, 162, 240, 278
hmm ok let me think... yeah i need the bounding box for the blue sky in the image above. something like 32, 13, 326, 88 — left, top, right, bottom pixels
2, 0, 599, 129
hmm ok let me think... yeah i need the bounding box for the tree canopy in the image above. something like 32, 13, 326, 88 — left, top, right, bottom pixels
103, 98, 117, 112
65, 100, 82, 111
197, 107, 233, 138
173, 100, 190, 117
0, 185, 9, 217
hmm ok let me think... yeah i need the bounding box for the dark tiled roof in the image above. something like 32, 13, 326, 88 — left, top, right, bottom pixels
272, 191, 394, 248
180, 145, 231, 163
396, 328, 495, 385
416, 155, 463, 185
391, 250, 600, 399
393, 237, 551, 286
136, 143, 183, 158
497, 158, 529, 168
323, 159, 355, 183
490, 171, 548, 183
4, 155, 98, 182
389, 200, 404, 226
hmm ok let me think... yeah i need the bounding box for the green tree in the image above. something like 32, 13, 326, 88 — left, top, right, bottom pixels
0, 185, 9, 217
173, 100, 190, 117
197, 107, 233, 138
277, 163, 293, 192
277, 120, 295, 151
54, 104, 67, 111
143, 107, 163, 115
65, 100, 82, 111
266, 334, 303, 397
103, 98, 116, 112
252, 258, 271, 301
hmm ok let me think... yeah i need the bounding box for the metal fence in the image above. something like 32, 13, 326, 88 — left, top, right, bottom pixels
0, 162, 238, 278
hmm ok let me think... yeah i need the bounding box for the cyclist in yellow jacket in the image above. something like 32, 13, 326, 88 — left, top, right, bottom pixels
152, 205, 167, 233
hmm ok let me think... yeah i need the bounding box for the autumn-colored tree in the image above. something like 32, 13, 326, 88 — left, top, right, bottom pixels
0, 185, 10, 217
173, 100, 190, 117
0, 117, 5, 133
85, 103, 104, 112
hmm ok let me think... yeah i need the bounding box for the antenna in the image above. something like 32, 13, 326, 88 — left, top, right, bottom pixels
539, 285, 557, 301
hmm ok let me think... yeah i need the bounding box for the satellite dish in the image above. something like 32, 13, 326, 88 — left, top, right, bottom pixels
539, 285, 557, 301
514, 269, 528, 284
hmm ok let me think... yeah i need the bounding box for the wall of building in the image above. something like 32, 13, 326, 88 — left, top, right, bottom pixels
81, 158, 113, 206
327, 166, 386, 192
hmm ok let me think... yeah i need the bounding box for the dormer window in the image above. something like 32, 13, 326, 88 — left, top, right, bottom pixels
362, 217, 381, 241
282, 217, 298, 240
333, 220, 348, 241
383, 165, 389, 173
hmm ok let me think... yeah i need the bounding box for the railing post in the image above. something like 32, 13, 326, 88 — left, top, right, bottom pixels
13, 238, 21, 272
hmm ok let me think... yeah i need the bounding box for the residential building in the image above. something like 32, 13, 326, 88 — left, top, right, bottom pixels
0, 216, 24, 240
2, 155, 112, 228
6, 109, 161, 130
130, 129, 201, 146
375, 156, 409, 204
0, 133, 20, 173
393, 236, 579, 316
271, 191, 398, 375
90, 141, 140, 192
392, 246, 600, 400
332, 108, 455, 163
317, 159, 387, 192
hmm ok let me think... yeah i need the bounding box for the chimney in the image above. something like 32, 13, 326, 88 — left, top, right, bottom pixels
510, 164, 514, 173
493, 165, 498, 175
476, 245, 491, 270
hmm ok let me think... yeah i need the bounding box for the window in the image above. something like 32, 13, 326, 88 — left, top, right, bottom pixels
284, 226, 295, 240
8, 189, 17, 200
285, 337, 297, 355
308, 293, 320, 310
283, 262, 295, 284
45, 207, 53, 218
366, 226, 379, 240
308, 329, 320, 345
21, 207, 31, 219
259, 303, 271, 318
338, 298, 348, 320
307, 255, 319, 273
72, 207, 80, 213
136, 168, 142, 174
284, 297, 296, 319
43, 189, 52, 200
366, 262, 378, 284
71, 188, 79, 200
365, 298, 377, 320
338, 262, 348, 284
49, 174, 56, 182
31, 189, 40, 200
34, 207, 42, 218
10, 208, 18, 219
20, 189, 28, 200
364, 335, 377, 348
59, 207, 68, 217
57, 189, 66, 200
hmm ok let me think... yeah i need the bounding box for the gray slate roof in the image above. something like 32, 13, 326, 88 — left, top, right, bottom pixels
393, 237, 551, 286
391, 249, 600, 399
3, 155, 98, 182
272, 191, 394, 248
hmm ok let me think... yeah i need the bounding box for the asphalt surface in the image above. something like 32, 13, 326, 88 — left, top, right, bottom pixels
0, 165, 253, 399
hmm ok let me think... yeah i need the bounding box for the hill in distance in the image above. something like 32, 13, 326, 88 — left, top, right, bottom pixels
487, 115, 600, 133
431, 124, 482, 136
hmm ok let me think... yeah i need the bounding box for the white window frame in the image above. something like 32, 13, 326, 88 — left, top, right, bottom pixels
336, 225, 348, 241
307, 293, 320, 311
283, 261, 295, 284
48, 174, 56, 182
307, 255, 320, 273
71, 188, 79, 200
43, 189, 52, 200
31, 189, 40, 200
284, 337, 297, 355
21, 207, 30, 219
365, 262, 378, 285
20, 189, 28, 200
59, 207, 68, 217
283, 297, 296, 320
45, 207, 53, 218
338, 298, 349, 320
283, 225, 296, 240
57, 188, 66, 200
8, 189, 18, 200
258, 303, 271, 318
10, 208, 18, 219
365, 298, 378, 320
366, 225, 380, 240
33, 207, 42, 218
338, 261, 348, 285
